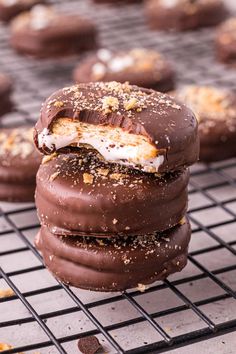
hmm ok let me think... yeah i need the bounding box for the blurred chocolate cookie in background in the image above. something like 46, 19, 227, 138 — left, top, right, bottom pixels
174, 85, 236, 162
73, 48, 175, 92
145, 0, 228, 31
10, 5, 98, 58
0, 126, 42, 202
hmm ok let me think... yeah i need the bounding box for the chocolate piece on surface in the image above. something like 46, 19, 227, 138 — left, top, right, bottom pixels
0, 126, 42, 202
34, 82, 199, 173
73, 48, 175, 92
36, 219, 191, 291
78, 336, 103, 354
145, 0, 228, 31
174, 85, 236, 162
10, 5, 97, 58
36, 149, 189, 236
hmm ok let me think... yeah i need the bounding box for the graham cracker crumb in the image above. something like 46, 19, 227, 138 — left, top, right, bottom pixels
49, 171, 60, 181
0, 288, 15, 298
124, 97, 138, 110
113, 218, 118, 225
42, 152, 57, 164
97, 168, 109, 176
137, 283, 147, 292
110, 173, 128, 180
0, 343, 13, 351
83, 173, 94, 184
101, 96, 119, 114
53, 101, 64, 108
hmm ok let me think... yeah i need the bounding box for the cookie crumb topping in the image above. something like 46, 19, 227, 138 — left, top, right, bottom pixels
0, 288, 15, 298
83, 172, 94, 184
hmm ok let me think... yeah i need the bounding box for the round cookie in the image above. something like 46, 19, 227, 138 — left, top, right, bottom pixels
34, 82, 199, 174
0, 0, 45, 22
36, 149, 189, 237
173, 85, 236, 162
36, 219, 191, 291
145, 0, 228, 31
73, 48, 175, 92
10, 5, 97, 58
0, 126, 42, 202
0, 73, 13, 117
215, 18, 236, 65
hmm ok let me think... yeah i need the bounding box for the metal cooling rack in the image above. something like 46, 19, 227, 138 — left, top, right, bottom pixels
0, 0, 236, 353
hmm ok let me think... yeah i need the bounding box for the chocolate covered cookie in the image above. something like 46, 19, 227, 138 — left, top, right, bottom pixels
10, 5, 97, 58
36, 149, 189, 236
73, 48, 175, 92
34, 82, 198, 173
0, 73, 13, 117
0, 126, 42, 202
0, 0, 45, 22
215, 18, 236, 65
174, 85, 236, 162
36, 219, 191, 291
145, 0, 228, 31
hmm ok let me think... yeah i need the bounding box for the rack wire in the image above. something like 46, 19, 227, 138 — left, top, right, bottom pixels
0, 0, 235, 353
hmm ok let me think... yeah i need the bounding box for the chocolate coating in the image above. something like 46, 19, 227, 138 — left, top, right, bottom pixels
0, 0, 45, 22
145, 0, 228, 31
73, 48, 175, 92
35, 149, 189, 236
36, 219, 191, 291
215, 18, 236, 65
174, 86, 236, 162
10, 6, 97, 58
0, 126, 42, 202
0, 73, 13, 117
34, 82, 199, 173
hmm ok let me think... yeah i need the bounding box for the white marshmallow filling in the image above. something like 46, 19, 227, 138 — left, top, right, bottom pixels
38, 118, 164, 172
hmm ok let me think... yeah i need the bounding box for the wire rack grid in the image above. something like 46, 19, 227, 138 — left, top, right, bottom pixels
0, 0, 236, 353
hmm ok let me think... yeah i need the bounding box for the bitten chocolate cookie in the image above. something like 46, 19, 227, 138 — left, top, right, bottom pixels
0, 126, 42, 202
173, 86, 236, 162
0, 73, 13, 117
145, 0, 228, 31
73, 48, 175, 92
34, 82, 198, 174
36, 149, 189, 236
0, 0, 45, 22
36, 219, 191, 291
10, 5, 97, 58
215, 18, 236, 65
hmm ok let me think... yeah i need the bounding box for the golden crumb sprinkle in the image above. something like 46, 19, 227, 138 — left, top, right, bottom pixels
42, 153, 57, 164
53, 100, 64, 108
124, 97, 138, 111
0, 288, 15, 298
97, 168, 109, 176
49, 171, 60, 181
0, 343, 13, 351
137, 283, 147, 292
179, 217, 186, 225
101, 96, 119, 114
109, 173, 128, 180
83, 173, 94, 184
112, 218, 118, 225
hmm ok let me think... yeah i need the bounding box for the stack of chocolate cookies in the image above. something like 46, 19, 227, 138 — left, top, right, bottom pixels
34, 81, 199, 292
